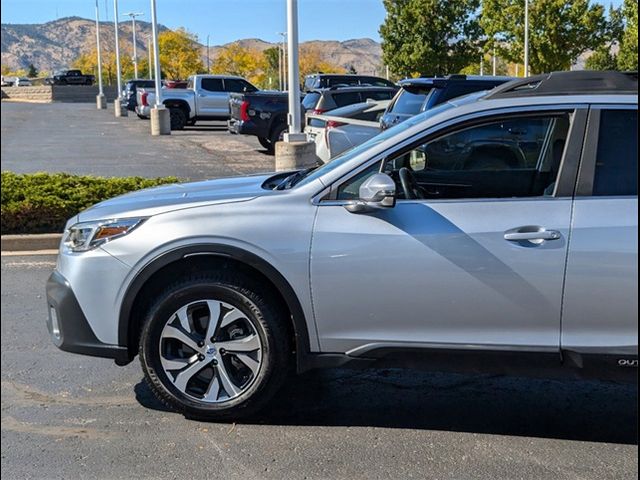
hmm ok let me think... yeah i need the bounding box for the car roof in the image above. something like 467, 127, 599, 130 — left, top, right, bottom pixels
399, 74, 514, 88
312, 86, 397, 94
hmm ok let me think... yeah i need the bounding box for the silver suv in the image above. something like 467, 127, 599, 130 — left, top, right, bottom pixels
46, 71, 638, 420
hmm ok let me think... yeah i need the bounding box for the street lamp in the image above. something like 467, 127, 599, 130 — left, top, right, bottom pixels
112, 0, 126, 116
524, 0, 529, 77
278, 31, 287, 91
147, 36, 153, 80
124, 12, 143, 78
94, 0, 106, 109
284, 0, 303, 142
149, 0, 169, 135
207, 34, 211, 73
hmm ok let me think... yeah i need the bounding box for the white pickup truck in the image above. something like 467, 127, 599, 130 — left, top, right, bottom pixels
136, 74, 259, 130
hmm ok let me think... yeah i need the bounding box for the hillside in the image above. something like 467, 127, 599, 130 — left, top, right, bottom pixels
1, 17, 383, 76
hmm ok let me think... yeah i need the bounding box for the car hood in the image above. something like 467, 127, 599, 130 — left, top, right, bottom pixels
78, 174, 274, 222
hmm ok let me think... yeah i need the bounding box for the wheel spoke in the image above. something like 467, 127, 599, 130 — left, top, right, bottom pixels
234, 353, 260, 376
161, 353, 198, 371
173, 358, 208, 391
162, 325, 199, 351
205, 300, 222, 341
174, 305, 191, 332
219, 307, 246, 329
202, 374, 221, 402
216, 334, 260, 353
216, 361, 240, 398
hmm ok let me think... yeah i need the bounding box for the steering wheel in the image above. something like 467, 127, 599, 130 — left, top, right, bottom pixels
399, 167, 425, 200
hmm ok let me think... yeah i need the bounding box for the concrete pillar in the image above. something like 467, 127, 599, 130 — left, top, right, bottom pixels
96, 94, 107, 109
150, 105, 170, 135
275, 140, 318, 171
114, 99, 128, 117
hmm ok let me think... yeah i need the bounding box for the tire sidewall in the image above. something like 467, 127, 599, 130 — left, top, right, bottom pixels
140, 281, 275, 415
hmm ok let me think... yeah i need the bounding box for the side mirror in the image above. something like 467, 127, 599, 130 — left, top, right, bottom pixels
345, 173, 396, 213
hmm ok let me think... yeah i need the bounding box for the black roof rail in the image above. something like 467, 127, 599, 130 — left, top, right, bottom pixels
485, 70, 638, 99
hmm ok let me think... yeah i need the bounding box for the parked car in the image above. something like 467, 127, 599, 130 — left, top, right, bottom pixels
46, 69, 95, 86
304, 73, 396, 91
164, 80, 188, 89
123, 79, 156, 113
13, 77, 32, 87
380, 74, 513, 129
136, 74, 259, 130
46, 71, 638, 422
305, 99, 390, 162
229, 86, 398, 153
1, 75, 14, 86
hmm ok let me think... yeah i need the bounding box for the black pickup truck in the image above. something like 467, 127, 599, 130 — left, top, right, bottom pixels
46, 70, 95, 86
228, 85, 397, 153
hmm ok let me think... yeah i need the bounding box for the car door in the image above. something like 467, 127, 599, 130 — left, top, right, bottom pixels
310, 107, 587, 355
561, 106, 638, 360
197, 77, 227, 117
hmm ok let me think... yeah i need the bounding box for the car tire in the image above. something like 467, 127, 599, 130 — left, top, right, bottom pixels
169, 108, 187, 130
139, 272, 291, 421
258, 136, 272, 150
268, 124, 288, 155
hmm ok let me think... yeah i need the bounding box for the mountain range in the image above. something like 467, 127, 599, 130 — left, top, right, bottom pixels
1, 17, 383, 76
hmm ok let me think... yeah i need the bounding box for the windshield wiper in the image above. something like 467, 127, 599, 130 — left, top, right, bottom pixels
274, 165, 319, 190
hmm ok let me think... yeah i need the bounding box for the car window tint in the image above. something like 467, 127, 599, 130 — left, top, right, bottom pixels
362, 77, 395, 87
201, 78, 224, 92
327, 77, 358, 87
391, 90, 428, 114
224, 78, 255, 93
304, 77, 317, 91
354, 110, 383, 121
385, 114, 571, 199
302, 92, 321, 110
593, 109, 638, 196
333, 92, 362, 107
361, 90, 394, 101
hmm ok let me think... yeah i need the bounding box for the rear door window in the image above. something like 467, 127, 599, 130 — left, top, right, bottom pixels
592, 109, 638, 196
302, 92, 322, 110
201, 78, 224, 92
224, 78, 256, 93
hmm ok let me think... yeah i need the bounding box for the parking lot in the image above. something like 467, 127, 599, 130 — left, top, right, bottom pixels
1, 102, 638, 480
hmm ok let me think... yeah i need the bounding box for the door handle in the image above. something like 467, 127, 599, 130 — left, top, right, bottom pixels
504, 228, 561, 242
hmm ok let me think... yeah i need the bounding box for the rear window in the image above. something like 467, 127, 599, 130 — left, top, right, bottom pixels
361, 90, 394, 102
332, 91, 362, 108
326, 77, 359, 88
304, 77, 318, 91
391, 89, 428, 114
302, 92, 322, 110
361, 77, 396, 88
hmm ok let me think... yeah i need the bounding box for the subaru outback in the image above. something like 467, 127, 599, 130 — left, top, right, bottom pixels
46, 71, 638, 420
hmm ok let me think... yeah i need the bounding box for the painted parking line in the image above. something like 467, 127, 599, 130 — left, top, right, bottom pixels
1, 249, 59, 257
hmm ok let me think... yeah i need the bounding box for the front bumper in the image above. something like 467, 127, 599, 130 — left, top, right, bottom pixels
46, 270, 130, 364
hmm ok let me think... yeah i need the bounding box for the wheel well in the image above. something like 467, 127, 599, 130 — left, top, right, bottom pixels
123, 254, 301, 365
163, 100, 190, 116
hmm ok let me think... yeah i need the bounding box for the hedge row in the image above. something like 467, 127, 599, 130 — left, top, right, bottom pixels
1, 172, 179, 234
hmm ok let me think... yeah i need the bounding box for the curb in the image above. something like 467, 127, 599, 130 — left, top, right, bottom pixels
1, 234, 62, 252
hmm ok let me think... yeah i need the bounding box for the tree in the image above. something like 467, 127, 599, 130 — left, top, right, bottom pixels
157, 28, 204, 80
585, 4, 624, 70
617, 0, 638, 71
481, 0, 608, 74
72, 45, 135, 85
379, 0, 482, 77
298, 45, 345, 83
27, 64, 38, 78
348, 65, 357, 74
211, 44, 268, 87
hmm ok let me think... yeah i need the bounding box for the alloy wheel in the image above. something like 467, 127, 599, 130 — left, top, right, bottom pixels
158, 299, 263, 403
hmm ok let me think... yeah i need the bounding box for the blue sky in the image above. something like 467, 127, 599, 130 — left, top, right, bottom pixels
0, 0, 388, 45
0, 0, 625, 45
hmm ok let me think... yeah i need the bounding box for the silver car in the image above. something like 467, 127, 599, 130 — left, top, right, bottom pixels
46, 71, 638, 420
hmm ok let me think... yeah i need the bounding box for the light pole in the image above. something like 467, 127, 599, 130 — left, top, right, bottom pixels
124, 12, 143, 78
94, 0, 106, 109
284, 0, 303, 141
278, 31, 287, 91
524, 0, 529, 77
207, 34, 211, 73
492, 46, 497, 76
277, 34, 283, 90
149, 0, 169, 135
147, 36, 153, 79
112, 0, 126, 116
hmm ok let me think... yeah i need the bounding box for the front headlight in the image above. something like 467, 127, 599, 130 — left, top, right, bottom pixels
63, 217, 146, 252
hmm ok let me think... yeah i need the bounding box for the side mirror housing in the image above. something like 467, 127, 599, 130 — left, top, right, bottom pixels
344, 173, 396, 213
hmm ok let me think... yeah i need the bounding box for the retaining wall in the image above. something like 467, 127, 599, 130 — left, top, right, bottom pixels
1, 85, 119, 103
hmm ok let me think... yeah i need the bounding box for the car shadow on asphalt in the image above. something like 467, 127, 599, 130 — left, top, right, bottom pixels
134, 368, 638, 445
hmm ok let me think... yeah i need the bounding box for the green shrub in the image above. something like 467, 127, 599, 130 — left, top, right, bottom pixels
1, 172, 179, 234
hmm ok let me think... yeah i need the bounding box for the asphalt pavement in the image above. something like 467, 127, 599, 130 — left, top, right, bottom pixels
0, 254, 637, 480
0, 102, 275, 181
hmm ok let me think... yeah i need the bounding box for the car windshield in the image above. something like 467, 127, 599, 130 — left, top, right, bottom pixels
294, 99, 471, 189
